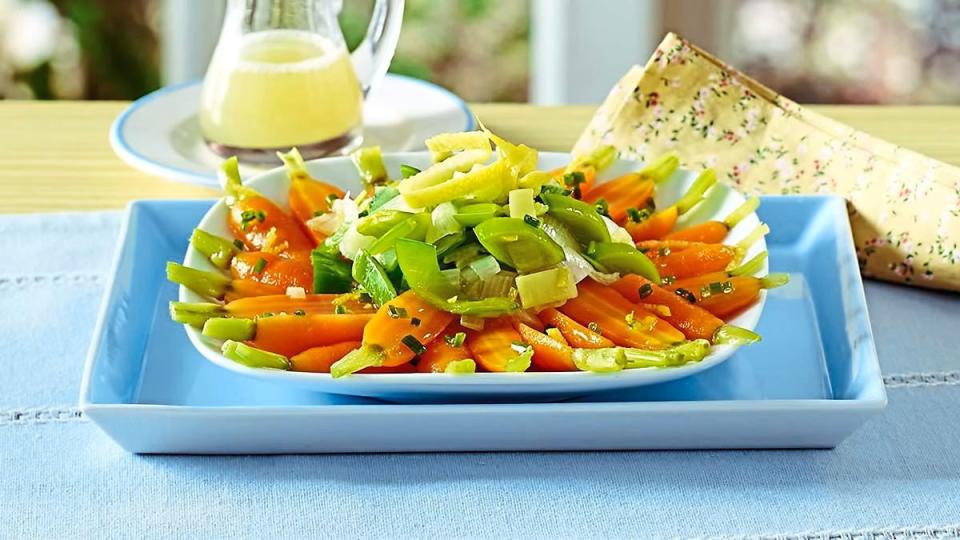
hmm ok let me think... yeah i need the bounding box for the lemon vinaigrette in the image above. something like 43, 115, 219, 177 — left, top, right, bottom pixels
200, 30, 363, 157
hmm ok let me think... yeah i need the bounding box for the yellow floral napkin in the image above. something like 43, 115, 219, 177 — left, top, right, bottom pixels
574, 33, 960, 292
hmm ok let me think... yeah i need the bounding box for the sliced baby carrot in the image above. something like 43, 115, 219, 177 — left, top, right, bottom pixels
646, 243, 737, 280
363, 291, 455, 367
230, 251, 313, 290
224, 279, 288, 302
517, 323, 576, 372
665, 196, 759, 243
636, 239, 706, 252
558, 280, 684, 349
583, 173, 655, 223
291, 341, 362, 373
625, 205, 678, 241
613, 274, 723, 341
538, 308, 613, 349
224, 294, 374, 318
289, 177, 345, 245
249, 312, 373, 356
669, 274, 789, 318
417, 324, 472, 373
467, 316, 529, 372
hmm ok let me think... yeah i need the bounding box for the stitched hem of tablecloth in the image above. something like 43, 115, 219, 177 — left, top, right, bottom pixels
0, 407, 85, 425
0, 273, 102, 289
699, 523, 960, 540
883, 371, 960, 388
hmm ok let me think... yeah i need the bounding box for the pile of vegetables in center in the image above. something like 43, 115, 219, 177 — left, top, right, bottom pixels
168, 128, 783, 378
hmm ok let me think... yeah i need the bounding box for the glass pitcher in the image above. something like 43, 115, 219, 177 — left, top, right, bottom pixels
200, 0, 404, 163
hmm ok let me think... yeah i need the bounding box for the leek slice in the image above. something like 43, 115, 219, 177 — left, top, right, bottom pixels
425, 131, 491, 162
515, 266, 577, 309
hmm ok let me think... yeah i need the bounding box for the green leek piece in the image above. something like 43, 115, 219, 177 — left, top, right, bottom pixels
190, 229, 239, 269
572, 348, 625, 373
427, 201, 463, 243
761, 273, 790, 289
330, 345, 385, 378
467, 255, 501, 281
712, 325, 761, 346
425, 131, 491, 162
444, 358, 476, 374
504, 344, 533, 372
515, 266, 577, 309
675, 169, 717, 215
518, 170, 551, 191
368, 213, 431, 255
723, 196, 760, 229
473, 217, 565, 273
356, 209, 412, 237
442, 242, 486, 268
622, 339, 711, 369
541, 193, 611, 246
368, 185, 401, 212
401, 158, 507, 208
433, 230, 468, 258
508, 188, 537, 219
453, 203, 502, 227
352, 249, 397, 308
400, 164, 421, 178
310, 250, 353, 293
166, 262, 231, 299
399, 148, 491, 194
586, 242, 660, 283
202, 317, 256, 341
351, 146, 388, 186
169, 301, 225, 327
221, 340, 290, 370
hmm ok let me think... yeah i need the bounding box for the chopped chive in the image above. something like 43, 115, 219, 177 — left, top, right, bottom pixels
562, 171, 585, 187
334, 305, 347, 315
253, 257, 268, 274
587, 322, 602, 334
658, 247, 672, 257
540, 184, 572, 196
294, 309, 306, 316
445, 332, 466, 348
259, 312, 274, 318
410, 317, 422, 327
232, 239, 245, 250
701, 280, 734, 299
675, 288, 697, 303
326, 193, 340, 205
401, 335, 426, 355
594, 198, 610, 217
523, 214, 541, 227
638, 283, 653, 299
400, 164, 421, 178
625, 311, 636, 329
240, 210, 266, 231
387, 305, 408, 319
626, 207, 652, 223
313, 210, 326, 217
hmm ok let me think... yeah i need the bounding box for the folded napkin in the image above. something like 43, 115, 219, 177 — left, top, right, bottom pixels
575, 33, 960, 293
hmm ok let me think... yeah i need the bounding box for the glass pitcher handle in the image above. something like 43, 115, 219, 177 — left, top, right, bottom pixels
350, 0, 405, 95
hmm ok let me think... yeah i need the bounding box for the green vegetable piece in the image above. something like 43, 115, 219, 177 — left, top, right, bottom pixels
586, 242, 661, 283
310, 250, 353, 293
638, 153, 680, 184
675, 169, 717, 215
622, 339, 711, 369
166, 262, 231, 299
190, 229, 238, 269
712, 325, 761, 346
352, 249, 398, 308
367, 213, 431, 255
400, 164, 421, 178
761, 273, 790, 289
505, 343, 533, 372
368, 185, 401, 212
442, 242, 486, 268
202, 317, 256, 341
169, 301, 225, 327
433, 230, 468, 257
473, 217, 564, 273
729, 251, 768, 277
453, 203, 502, 227
515, 266, 577, 309
351, 146, 388, 186
355, 209, 412, 237
444, 358, 476, 374
221, 340, 290, 370
541, 193, 611, 246
572, 348, 625, 373
330, 344, 385, 378
508, 188, 536, 219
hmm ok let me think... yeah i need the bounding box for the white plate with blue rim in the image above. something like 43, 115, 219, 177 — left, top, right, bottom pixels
110, 74, 474, 187
178, 152, 769, 402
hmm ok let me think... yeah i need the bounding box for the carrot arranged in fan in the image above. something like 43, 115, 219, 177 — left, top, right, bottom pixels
224, 294, 373, 318
249, 312, 373, 356
538, 308, 613, 349
612, 275, 725, 341
362, 291, 454, 367
230, 251, 313, 291
517, 323, 577, 371
666, 196, 759, 243
291, 341, 362, 373
417, 324, 472, 373
558, 280, 683, 349
636, 239, 705, 252
626, 168, 717, 241
220, 157, 314, 253
646, 243, 738, 280
669, 273, 789, 318
584, 153, 679, 223
224, 279, 289, 302
467, 316, 529, 372
279, 148, 346, 244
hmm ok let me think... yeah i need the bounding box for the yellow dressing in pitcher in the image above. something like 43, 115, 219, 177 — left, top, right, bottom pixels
200, 30, 363, 149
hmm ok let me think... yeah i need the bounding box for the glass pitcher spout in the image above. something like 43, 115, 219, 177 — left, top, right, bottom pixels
199, 0, 405, 163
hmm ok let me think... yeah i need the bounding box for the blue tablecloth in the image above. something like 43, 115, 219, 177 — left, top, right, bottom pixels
2, 211, 958, 540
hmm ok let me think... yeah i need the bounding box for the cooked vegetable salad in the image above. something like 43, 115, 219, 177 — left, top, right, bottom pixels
168, 128, 786, 377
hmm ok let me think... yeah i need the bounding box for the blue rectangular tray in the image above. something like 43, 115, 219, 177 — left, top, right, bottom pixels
80, 196, 885, 453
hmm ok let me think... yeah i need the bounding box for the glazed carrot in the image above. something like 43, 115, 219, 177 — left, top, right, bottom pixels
554, 145, 616, 197
363, 291, 455, 367
636, 239, 706, 252
220, 157, 313, 253
230, 251, 313, 290
538, 308, 613, 349
224, 279, 289, 302
584, 174, 654, 223
613, 275, 723, 341
225, 294, 373, 317
249, 312, 373, 356
417, 325, 472, 373
665, 196, 759, 243
279, 148, 346, 244
290, 341, 361, 373
517, 323, 577, 372
646, 243, 737, 280
625, 205, 678, 241
467, 316, 530, 372
669, 273, 789, 318
558, 280, 684, 349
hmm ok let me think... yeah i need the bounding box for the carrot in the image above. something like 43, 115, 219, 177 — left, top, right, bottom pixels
417, 324, 471, 373
224, 279, 288, 302
583, 173, 655, 223
636, 239, 706, 252
538, 308, 613, 349
249, 312, 373, 356
467, 316, 528, 372
289, 178, 345, 245
669, 274, 789, 318
625, 205, 678, 241
559, 280, 684, 349
612, 275, 724, 341
291, 341, 361, 373
646, 243, 737, 280
665, 196, 759, 243
517, 323, 577, 371
363, 291, 455, 367
230, 251, 313, 290
224, 294, 374, 318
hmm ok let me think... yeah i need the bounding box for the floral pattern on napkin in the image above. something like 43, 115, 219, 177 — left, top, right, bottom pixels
574, 33, 960, 292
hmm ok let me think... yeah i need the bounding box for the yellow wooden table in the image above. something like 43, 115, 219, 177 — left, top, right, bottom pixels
3, 102, 960, 213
